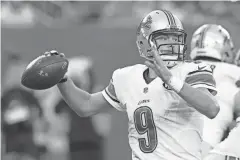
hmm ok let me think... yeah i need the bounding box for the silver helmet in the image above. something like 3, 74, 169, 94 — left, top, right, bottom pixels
136, 10, 187, 68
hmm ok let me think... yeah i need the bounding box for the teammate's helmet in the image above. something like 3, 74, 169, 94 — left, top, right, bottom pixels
136, 10, 187, 68
190, 24, 234, 63
234, 49, 240, 66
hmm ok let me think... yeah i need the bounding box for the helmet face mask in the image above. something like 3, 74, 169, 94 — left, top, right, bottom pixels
136, 10, 187, 68
150, 30, 186, 62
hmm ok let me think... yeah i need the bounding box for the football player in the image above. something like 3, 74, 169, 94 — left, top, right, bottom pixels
189, 24, 240, 159
44, 10, 220, 160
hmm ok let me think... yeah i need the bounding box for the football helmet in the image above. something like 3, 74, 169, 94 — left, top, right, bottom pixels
234, 49, 240, 66
190, 24, 235, 63
136, 10, 187, 68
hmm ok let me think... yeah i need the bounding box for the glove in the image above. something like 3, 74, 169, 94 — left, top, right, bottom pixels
44, 50, 68, 83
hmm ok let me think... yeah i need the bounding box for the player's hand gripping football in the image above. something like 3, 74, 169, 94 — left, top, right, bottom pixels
44, 50, 68, 83
144, 46, 173, 83
21, 50, 69, 90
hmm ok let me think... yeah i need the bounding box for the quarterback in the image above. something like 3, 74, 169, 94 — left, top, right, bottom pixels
189, 24, 240, 160
45, 10, 219, 160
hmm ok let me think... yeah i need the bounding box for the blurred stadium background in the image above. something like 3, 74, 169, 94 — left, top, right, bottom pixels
1, 1, 240, 160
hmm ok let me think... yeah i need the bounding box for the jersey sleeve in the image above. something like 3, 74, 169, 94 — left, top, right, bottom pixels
185, 62, 217, 95
102, 69, 126, 112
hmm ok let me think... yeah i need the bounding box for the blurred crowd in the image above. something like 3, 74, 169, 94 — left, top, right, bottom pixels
1, 1, 240, 160
2, 1, 240, 28
1, 52, 111, 160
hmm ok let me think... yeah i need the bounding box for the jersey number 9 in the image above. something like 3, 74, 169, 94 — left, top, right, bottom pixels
134, 106, 158, 153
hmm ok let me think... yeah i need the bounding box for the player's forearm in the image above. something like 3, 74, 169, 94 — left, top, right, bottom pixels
178, 83, 220, 119
57, 78, 92, 117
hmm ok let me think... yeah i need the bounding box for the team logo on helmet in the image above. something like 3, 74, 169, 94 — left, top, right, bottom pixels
137, 15, 152, 35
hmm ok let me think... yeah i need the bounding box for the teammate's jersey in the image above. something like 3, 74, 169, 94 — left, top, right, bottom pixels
211, 123, 240, 158
201, 61, 240, 147
102, 61, 216, 160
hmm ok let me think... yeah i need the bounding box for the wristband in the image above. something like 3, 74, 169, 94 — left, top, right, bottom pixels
167, 76, 184, 93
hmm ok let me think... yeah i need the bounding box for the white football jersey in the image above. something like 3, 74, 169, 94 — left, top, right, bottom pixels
201, 61, 240, 148
102, 61, 216, 160
210, 123, 240, 158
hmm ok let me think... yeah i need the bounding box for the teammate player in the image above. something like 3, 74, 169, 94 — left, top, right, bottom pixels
44, 10, 220, 160
189, 24, 240, 159
203, 91, 240, 160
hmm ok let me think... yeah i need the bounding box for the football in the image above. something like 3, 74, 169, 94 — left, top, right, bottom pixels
21, 55, 69, 90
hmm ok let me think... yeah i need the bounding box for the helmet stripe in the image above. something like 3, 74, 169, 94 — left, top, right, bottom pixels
165, 10, 176, 26
199, 25, 211, 48
161, 10, 171, 26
